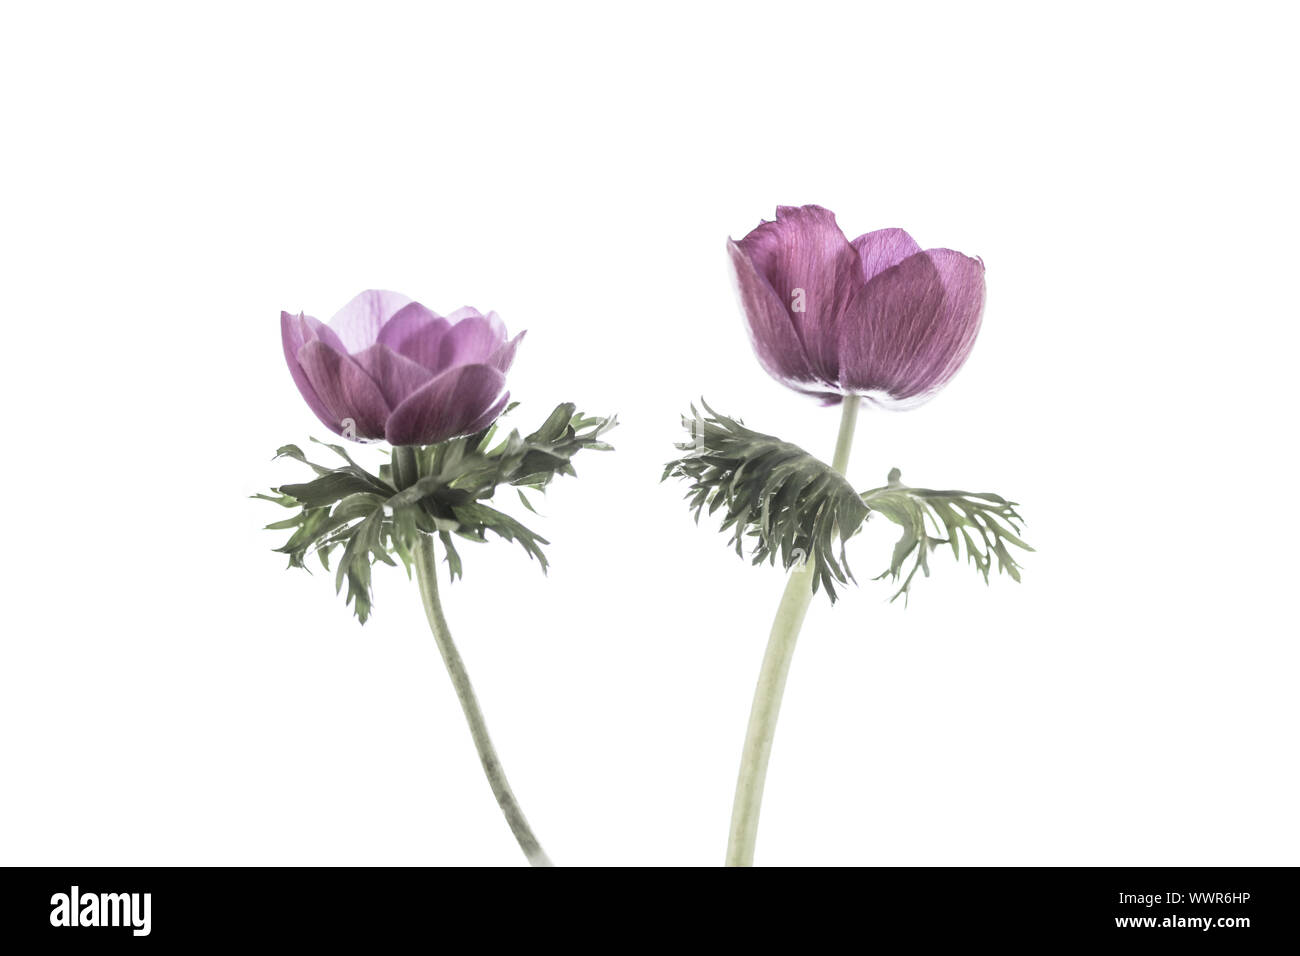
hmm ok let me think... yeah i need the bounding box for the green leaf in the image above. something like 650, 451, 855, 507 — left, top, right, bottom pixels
861, 469, 1034, 605
450, 500, 550, 571
333, 492, 387, 523
274, 444, 333, 476
259, 402, 615, 621
664, 401, 867, 602
280, 472, 384, 509
664, 401, 1031, 606
439, 530, 464, 581
251, 491, 298, 508
528, 402, 576, 444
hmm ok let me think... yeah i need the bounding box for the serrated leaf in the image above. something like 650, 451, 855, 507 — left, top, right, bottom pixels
439, 530, 463, 581
274, 444, 333, 476
451, 500, 550, 571
664, 400, 866, 602
862, 469, 1034, 605
664, 401, 1031, 607
280, 472, 383, 509
260, 401, 615, 619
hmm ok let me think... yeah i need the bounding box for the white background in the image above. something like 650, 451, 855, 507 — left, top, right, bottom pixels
2, 1, 1296, 867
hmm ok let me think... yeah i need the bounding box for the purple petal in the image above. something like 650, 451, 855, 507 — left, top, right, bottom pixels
376, 302, 452, 371
384, 363, 508, 446
487, 330, 526, 374
438, 312, 508, 370
727, 239, 823, 389
838, 249, 985, 406
852, 228, 922, 283
460, 391, 511, 436
296, 339, 392, 439
351, 343, 436, 408
733, 205, 863, 383
281, 310, 361, 430
906, 249, 985, 395
281, 311, 336, 430
328, 290, 413, 353
286, 310, 352, 355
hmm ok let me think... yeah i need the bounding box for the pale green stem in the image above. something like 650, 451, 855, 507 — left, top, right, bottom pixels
412, 533, 554, 867
392, 445, 419, 493
725, 394, 860, 867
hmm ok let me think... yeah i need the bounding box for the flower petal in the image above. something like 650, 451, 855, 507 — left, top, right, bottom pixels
487, 330, 526, 374
351, 343, 436, 408
852, 228, 922, 283
438, 311, 508, 369
838, 249, 985, 406
733, 205, 862, 383
376, 302, 452, 371
328, 290, 413, 353
728, 239, 823, 389
296, 339, 392, 439
907, 249, 985, 396
281, 311, 337, 430
384, 363, 507, 446
460, 391, 511, 436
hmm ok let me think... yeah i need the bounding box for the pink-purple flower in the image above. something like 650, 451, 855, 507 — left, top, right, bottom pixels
729, 205, 986, 408
281, 290, 522, 445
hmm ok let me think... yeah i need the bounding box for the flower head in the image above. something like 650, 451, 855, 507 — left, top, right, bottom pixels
281, 290, 522, 445
729, 205, 985, 407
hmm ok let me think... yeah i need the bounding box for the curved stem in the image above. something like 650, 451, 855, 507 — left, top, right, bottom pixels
725, 394, 860, 867
412, 533, 554, 867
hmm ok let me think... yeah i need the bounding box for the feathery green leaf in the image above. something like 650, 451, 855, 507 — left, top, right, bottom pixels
261, 402, 615, 622
664, 401, 866, 601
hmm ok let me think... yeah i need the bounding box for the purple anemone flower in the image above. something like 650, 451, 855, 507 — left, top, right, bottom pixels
281, 290, 522, 445
728, 205, 986, 408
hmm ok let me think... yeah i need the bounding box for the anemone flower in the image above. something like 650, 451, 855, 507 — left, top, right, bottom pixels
728, 204, 985, 407
692, 206, 1022, 867
266, 289, 619, 868
281, 290, 522, 445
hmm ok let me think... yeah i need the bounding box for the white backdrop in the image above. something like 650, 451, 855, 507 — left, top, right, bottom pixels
2, 1, 1296, 866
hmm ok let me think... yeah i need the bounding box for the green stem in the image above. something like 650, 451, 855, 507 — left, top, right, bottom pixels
412, 534, 554, 867
725, 394, 860, 867
392, 445, 419, 492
